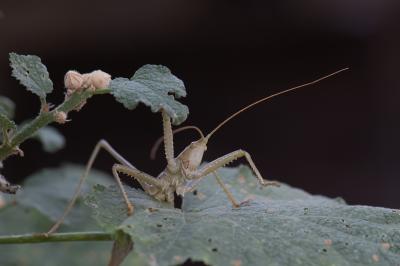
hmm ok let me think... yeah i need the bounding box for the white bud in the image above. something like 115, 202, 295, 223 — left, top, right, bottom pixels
54, 111, 68, 124
89, 70, 111, 90
64, 70, 84, 91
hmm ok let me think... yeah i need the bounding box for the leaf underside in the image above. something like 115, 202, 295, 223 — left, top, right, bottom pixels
33, 126, 66, 153
87, 166, 400, 266
0, 96, 16, 119
110, 64, 188, 125
9, 53, 53, 99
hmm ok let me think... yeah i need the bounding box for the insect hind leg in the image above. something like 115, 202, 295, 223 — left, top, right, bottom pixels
112, 164, 168, 202
46, 139, 136, 236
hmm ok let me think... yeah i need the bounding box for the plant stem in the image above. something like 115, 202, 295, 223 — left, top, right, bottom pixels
0, 231, 112, 244
0, 88, 110, 161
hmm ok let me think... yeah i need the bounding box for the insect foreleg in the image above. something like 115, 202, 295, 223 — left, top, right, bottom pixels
188, 149, 279, 187
46, 139, 135, 236
162, 110, 178, 172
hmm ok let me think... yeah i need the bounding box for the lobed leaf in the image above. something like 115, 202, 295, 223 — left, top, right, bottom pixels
33, 126, 66, 153
9, 53, 53, 99
88, 166, 400, 266
110, 64, 188, 125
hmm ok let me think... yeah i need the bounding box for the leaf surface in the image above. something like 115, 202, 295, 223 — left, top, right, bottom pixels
87, 166, 400, 266
110, 65, 188, 125
9, 53, 53, 99
0, 165, 149, 266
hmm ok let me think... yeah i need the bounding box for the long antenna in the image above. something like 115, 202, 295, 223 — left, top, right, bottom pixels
205, 67, 349, 141
150, 126, 205, 160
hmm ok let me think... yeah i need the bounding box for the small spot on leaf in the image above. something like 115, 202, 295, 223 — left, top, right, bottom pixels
196, 192, 206, 200
372, 254, 379, 262
324, 239, 332, 247
231, 259, 242, 266
237, 175, 246, 184
145, 207, 159, 214
381, 242, 390, 250
212, 248, 218, 252
192, 190, 198, 196
173, 256, 183, 263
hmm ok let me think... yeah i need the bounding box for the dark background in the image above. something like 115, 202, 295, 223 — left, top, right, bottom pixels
0, 0, 399, 208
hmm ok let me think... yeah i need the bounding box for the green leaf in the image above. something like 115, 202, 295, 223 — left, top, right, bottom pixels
33, 126, 66, 153
87, 166, 400, 266
110, 65, 188, 125
9, 53, 53, 99
0, 113, 16, 131
0, 165, 144, 266
0, 96, 16, 119
17, 164, 113, 224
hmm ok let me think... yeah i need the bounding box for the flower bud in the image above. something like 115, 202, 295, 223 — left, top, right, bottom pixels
89, 70, 111, 90
54, 111, 68, 124
64, 70, 84, 91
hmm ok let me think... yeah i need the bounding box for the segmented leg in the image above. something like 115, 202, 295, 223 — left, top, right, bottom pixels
112, 164, 165, 200
47, 139, 136, 235
213, 171, 241, 208
162, 110, 178, 172
188, 149, 279, 187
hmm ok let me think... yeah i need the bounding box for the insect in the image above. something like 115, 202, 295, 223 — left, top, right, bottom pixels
46, 68, 348, 235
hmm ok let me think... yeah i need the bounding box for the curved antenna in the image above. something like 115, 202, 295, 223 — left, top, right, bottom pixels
150, 126, 205, 160
205, 67, 349, 141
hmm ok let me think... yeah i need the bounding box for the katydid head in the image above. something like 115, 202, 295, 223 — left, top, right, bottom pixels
178, 137, 209, 170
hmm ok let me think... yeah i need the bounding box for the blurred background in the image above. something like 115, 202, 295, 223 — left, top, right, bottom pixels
0, 0, 399, 208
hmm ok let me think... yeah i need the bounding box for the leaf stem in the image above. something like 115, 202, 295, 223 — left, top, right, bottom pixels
0, 89, 107, 161
0, 231, 112, 244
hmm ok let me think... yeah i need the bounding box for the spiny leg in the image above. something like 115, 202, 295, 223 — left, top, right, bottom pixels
179, 170, 241, 208
112, 164, 165, 204
162, 110, 178, 172
47, 139, 136, 235
213, 171, 241, 208
189, 149, 279, 187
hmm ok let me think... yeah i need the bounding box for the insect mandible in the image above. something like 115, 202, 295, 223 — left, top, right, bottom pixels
46, 68, 348, 235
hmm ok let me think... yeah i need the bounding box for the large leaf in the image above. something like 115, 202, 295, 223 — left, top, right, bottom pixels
32, 126, 66, 153
9, 53, 53, 99
0, 96, 16, 119
87, 166, 400, 266
16, 164, 113, 224
110, 65, 188, 125
0, 165, 145, 266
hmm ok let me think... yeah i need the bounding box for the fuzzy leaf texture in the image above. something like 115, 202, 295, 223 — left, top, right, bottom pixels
110, 64, 188, 125
0, 96, 16, 119
9, 53, 53, 99
87, 166, 400, 266
33, 126, 66, 153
